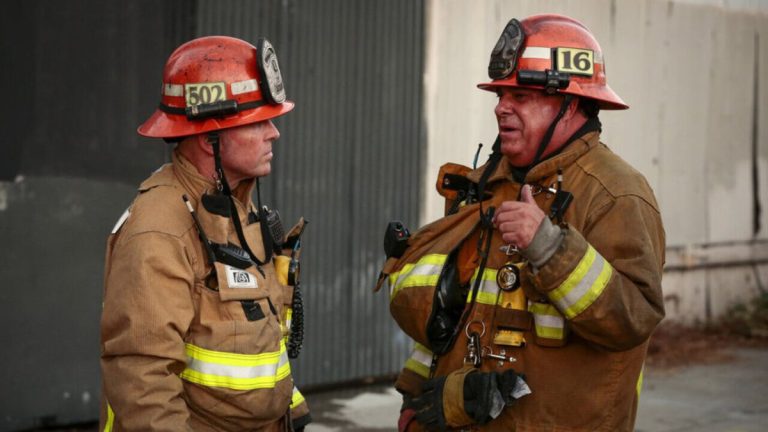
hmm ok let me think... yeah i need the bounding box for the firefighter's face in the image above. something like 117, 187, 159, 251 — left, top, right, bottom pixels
219, 120, 280, 184
494, 87, 570, 167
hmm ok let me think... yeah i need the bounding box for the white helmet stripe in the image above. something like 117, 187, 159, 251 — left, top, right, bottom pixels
521, 46, 603, 64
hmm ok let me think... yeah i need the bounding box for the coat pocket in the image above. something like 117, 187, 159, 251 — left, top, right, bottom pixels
214, 262, 270, 301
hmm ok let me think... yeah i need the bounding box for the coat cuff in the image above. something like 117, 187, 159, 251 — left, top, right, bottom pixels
528, 226, 613, 320
521, 217, 565, 269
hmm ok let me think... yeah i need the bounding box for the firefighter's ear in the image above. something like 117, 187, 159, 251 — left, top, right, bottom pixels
197, 134, 215, 156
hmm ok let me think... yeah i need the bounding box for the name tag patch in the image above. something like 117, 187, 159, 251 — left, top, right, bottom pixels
225, 265, 258, 289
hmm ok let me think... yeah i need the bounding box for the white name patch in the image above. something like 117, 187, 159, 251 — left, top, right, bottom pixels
225, 265, 258, 289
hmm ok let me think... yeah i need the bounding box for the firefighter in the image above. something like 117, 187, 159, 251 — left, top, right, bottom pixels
100, 36, 311, 431
378, 14, 665, 431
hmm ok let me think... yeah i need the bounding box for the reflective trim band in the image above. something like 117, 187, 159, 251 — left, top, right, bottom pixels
163, 83, 184, 97
529, 302, 565, 340
180, 341, 290, 391
636, 366, 644, 397
548, 246, 612, 319
467, 268, 499, 305
111, 208, 130, 234
521, 46, 551, 60
520, 46, 603, 64
231, 78, 259, 95
103, 402, 114, 432
291, 386, 306, 409
404, 343, 433, 378
284, 307, 293, 331
282, 308, 293, 344
388, 254, 447, 300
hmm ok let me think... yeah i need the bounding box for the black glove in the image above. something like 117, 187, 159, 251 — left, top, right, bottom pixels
497, 369, 525, 405
462, 370, 503, 424
406, 368, 527, 430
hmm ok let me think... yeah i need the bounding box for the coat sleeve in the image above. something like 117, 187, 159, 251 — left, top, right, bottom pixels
394, 341, 433, 398
100, 232, 196, 431
530, 193, 665, 351
289, 386, 312, 430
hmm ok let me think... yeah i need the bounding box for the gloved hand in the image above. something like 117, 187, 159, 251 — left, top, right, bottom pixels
406, 367, 528, 431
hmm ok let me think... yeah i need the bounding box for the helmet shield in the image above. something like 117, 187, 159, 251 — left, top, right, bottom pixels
256, 38, 287, 104
488, 19, 525, 80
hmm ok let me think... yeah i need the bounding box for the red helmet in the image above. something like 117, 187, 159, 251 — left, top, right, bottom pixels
138, 36, 294, 139
477, 14, 628, 110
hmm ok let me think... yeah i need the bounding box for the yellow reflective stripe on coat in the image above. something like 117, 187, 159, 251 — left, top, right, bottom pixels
103, 402, 115, 432
180, 341, 290, 391
388, 254, 447, 301
467, 267, 499, 305
404, 342, 433, 378
285, 307, 293, 330
548, 245, 612, 319
529, 302, 565, 340
636, 366, 644, 397
291, 386, 306, 409
282, 308, 293, 344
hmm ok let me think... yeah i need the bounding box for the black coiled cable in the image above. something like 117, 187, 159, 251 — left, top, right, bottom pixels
288, 283, 304, 359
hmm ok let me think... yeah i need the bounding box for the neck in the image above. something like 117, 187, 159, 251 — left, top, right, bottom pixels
177, 139, 242, 190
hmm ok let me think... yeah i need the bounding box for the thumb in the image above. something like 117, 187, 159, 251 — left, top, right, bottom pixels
520, 184, 535, 203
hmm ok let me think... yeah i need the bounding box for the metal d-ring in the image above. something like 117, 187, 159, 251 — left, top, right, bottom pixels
464, 320, 486, 338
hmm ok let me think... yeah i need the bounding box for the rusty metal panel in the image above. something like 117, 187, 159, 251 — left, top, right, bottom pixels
196, 0, 426, 386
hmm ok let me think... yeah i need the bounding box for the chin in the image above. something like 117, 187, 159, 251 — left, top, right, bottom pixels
255, 166, 271, 177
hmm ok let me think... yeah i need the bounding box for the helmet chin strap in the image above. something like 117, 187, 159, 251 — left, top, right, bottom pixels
530, 94, 573, 167
476, 93, 574, 225
208, 131, 274, 266
209, 131, 231, 196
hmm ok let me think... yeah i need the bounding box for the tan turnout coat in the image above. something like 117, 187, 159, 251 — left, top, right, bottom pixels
382, 131, 665, 431
100, 151, 308, 431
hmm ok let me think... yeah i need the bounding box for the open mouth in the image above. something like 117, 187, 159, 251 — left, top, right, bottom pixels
500, 125, 521, 136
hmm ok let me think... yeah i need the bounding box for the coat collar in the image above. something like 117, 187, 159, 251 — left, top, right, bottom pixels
139, 149, 257, 208
466, 130, 601, 186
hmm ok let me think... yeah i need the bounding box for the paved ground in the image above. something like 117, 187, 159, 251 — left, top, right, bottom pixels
635, 347, 768, 432
304, 347, 768, 432
29, 347, 767, 431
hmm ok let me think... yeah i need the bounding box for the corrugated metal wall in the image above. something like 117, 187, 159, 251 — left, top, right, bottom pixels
195, 0, 426, 386
0, 1, 192, 430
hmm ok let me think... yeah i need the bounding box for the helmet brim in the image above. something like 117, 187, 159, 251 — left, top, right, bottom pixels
477, 81, 629, 111
137, 100, 295, 139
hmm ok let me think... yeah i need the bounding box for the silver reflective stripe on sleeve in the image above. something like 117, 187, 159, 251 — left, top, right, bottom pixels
548, 245, 612, 319
404, 343, 433, 378
291, 386, 306, 409
388, 254, 447, 301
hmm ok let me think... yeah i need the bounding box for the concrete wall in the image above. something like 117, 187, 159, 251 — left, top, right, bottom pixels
423, 0, 768, 323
